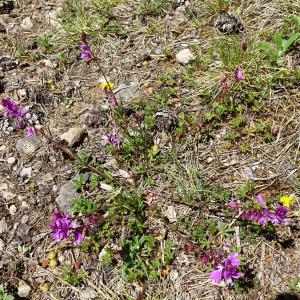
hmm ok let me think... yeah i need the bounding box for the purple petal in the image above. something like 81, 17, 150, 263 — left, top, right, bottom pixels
209, 267, 223, 284
256, 194, 266, 206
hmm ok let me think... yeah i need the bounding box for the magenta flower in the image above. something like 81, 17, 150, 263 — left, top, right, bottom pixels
256, 194, 266, 206
242, 41, 248, 50
103, 134, 120, 147
79, 44, 92, 61
0, 98, 28, 128
227, 200, 240, 208
110, 94, 118, 108
235, 68, 244, 82
27, 126, 36, 137
219, 76, 229, 93
209, 253, 241, 286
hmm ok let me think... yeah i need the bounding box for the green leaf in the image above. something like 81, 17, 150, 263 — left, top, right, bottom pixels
281, 33, 299, 52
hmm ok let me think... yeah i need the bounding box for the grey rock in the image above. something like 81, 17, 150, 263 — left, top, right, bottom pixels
56, 172, 90, 212
216, 13, 244, 34
155, 110, 178, 132
18, 281, 31, 297
60, 127, 87, 147
0, 0, 14, 14
0, 54, 18, 71
20, 166, 32, 178
20, 17, 33, 30
113, 81, 139, 103
16, 136, 41, 155
0, 218, 8, 234
175, 48, 195, 64
6, 75, 24, 91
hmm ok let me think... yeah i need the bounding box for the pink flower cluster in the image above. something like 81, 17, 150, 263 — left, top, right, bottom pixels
209, 253, 241, 286
0, 98, 36, 136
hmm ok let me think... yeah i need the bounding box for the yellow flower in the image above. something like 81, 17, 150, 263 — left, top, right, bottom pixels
101, 82, 115, 91
280, 194, 295, 207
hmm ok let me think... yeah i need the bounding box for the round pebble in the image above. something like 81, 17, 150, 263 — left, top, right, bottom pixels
7, 157, 16, 164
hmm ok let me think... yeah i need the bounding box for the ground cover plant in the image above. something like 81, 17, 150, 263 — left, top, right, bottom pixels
1, 0, 300, 299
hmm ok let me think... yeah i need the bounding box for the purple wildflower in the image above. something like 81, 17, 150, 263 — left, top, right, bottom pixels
219, 76, 229, 93
235, 68, 244, 82
50, 210, 77, 242
79, 44, 92, 61
209, 253, 241, 286
0, 98, 28, 128
110, 94, 118, 108
257, 194, 266, 206
103, 134, 120, 147
27, 126, 36, 137
227, 200, 240, 208
73, 228, 84, 245
242, 41, 248, 50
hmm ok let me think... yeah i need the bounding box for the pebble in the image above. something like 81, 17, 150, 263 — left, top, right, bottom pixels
0, 239, 5, 251
0, 218, 8, 234
2, 191, 16, 200
215, 12, 244, 34
113, 81, 139, 103
21, 215, 29, 224
0, 182, 8, 190
16, 136, 41, 155
0, 145, 6, 151
7, 156, 16, 164
175, 48, 195, 64
20, 17, 33, 30
9, 204, 17, 215
81, 288, 97, 300
18, 281, 32, 297
100, 182, 113, 192
60, 127, 87, 147
20, 166, 32, 178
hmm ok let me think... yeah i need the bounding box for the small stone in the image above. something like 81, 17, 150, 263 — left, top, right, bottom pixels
7, 156, 16, 164
56, 172, 90, 212
100, 182, 113, 192
215, 13, 244, 34
0, 182, 8, 190
60, 127, 87, 147
0, 218, 8, 234
9, 204, 17, 215
58, 254, 65, 263
155, 110, 178, 132
18, 281, 32, 297
207, 157, 214, 163
0, 145, 6, 151
21, 215, 29, 224
175, 49, 195, 64
0, 239, 5, 251
2, 191, 16, 200
40, 59, 57, 69
170, 269, 179, 281
119, 169, 131, 178
16, 136, 41, 155
17, 88, 27, 100
163, 206, 177, 223
113, 81, 139, 103
20, 17, 33, 30
20, 166, 32, 178
82, 288, 97, 300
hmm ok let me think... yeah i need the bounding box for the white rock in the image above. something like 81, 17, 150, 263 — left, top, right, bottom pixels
164, 206, 177, 223
21, 215, 29, 224
81, 288, 97, 300
100, 182, 113, 192
7, 157, 16, 164
18, 281, 31, 297
20, 17, 33, 30
119, 169, 131, 178
60, 127, 86, 147
20, 166, 32, 178
0, 239, 5, 251
40, 59, 57, 69
21, 201, 29, 208
0, 145, 6, 151
2, 191, 16, 200
207, 157, 214, 163
0, 182, 8, 191
0, 218, 8, 234
175, 48, 195, 64
9, 205, 17, 215
170, 269, 179, 281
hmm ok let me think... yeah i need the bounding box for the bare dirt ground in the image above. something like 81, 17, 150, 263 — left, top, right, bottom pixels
1, 0, 300, 299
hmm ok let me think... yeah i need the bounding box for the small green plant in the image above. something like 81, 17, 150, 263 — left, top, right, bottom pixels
72, 198, 97, 214
62, 266, 86, 286
138, 0, 170, 16
37, 35, 53, 53
73, 173, 86, 191
259, 32, 299, 65
0, 284, 14, 300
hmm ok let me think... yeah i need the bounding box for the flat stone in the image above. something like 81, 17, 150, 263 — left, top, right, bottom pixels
2, 191, 16, 200
16, 136, 41, 155
20, 166, 32, 178
9, 204, 17, 215
60, 127, 87, 147
20, 17, 33, 30
56, 172, 90, 212
176, 48, 195, 64
7, 156, 16, 164
18, 281, 31, 297
0, 218, 8, 234
113, 81, 139, 103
